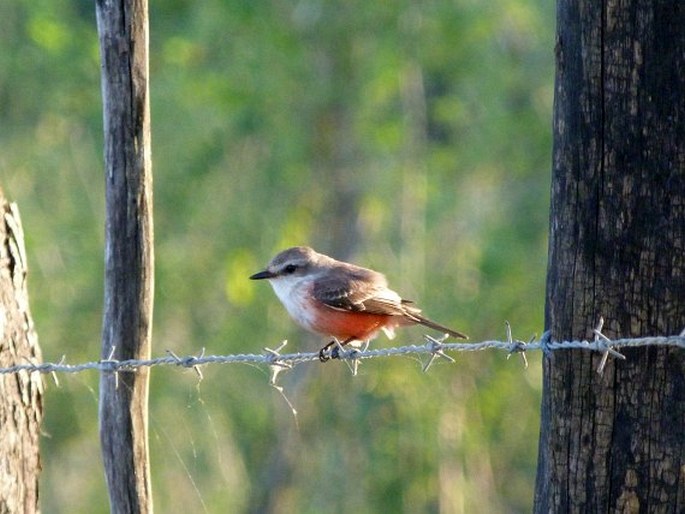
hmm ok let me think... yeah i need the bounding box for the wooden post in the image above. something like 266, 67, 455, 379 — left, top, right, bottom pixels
95, 0, 154, 512
535, 2, 685, 512
0, 190, 43, 514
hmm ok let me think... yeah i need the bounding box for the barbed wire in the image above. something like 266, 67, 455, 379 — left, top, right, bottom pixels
2, 320, 684, 381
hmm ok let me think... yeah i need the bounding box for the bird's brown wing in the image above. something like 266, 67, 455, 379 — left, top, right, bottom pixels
313, 267, 407, 316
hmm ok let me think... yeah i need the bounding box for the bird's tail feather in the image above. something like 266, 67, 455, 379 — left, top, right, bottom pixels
414, 314, 468, 340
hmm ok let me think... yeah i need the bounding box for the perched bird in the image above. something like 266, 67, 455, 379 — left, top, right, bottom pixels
250, 246, 467, 361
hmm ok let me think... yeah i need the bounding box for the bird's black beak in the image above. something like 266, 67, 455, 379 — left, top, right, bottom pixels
249, 270, 275, 280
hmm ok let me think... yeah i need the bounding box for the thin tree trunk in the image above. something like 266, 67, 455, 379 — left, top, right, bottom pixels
0, 190, 43, 514
95, 0, 154, 512
535, 2, 685, 513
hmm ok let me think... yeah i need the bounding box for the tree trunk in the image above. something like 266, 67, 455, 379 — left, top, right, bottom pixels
95, 0, 154, 512
535, 2, 685, 513
0, 190, 43, 514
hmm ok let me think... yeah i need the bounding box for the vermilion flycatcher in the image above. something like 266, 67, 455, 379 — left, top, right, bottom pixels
250, 246, 468, 361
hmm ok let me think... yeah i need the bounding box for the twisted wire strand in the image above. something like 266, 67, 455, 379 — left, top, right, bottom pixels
1, 334, 683, 376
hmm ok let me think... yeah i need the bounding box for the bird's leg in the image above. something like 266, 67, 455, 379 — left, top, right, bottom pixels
318, 337, 355, 363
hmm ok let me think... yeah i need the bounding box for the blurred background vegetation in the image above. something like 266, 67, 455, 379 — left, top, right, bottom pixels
1, 0, 554, 512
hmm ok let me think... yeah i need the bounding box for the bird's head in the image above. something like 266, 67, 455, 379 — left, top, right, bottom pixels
250, 246, 330, 305
250, 246, 324, 285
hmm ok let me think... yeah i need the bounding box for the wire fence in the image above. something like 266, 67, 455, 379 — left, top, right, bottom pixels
2, 321, 684, 380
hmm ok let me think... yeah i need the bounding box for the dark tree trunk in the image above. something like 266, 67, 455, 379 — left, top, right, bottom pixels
0, 190, 43, 514
95, 0, 154, 512
535, 2, 685, 513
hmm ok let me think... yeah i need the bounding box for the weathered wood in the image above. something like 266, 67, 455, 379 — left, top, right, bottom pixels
535, 2, 685, 513
0, 190, 43, 514
95, 0, 154, 512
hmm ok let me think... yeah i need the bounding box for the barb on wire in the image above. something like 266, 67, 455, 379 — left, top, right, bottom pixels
167, 348, 205, 380
263, 340, 292, 385
337, 341, 367, 377
0, 325, 684, 379
539, 330, 553, 358
102, 345, 120, 389
422, 334, 455, 372
593, 317, 626, 374
50, 355, 65, 386
504, 320, 532, 369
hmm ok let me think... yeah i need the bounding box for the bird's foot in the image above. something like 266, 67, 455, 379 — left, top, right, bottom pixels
318, 339, 345, 362
318, 340, 336, 362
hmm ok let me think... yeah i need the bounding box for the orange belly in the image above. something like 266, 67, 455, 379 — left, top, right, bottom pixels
310, 308, 395, 341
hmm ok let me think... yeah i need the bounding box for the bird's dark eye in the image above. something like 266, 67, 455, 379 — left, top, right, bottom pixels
283, 264, 298, 274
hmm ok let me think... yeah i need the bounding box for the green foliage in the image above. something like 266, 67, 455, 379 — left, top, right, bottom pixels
1, 0, 553, 512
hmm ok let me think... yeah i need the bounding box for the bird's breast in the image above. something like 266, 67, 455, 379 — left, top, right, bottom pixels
269, 278, 319, 331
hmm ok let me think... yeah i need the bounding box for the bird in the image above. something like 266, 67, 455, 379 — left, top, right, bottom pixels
250, 246, 468, 361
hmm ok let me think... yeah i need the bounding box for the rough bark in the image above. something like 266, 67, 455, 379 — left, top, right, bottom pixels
0, 190, 43, 514
535, 2, 685, 513
95, 0, 154, 512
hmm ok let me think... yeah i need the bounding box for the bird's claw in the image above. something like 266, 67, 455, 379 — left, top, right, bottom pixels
318, 340, 343, 362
